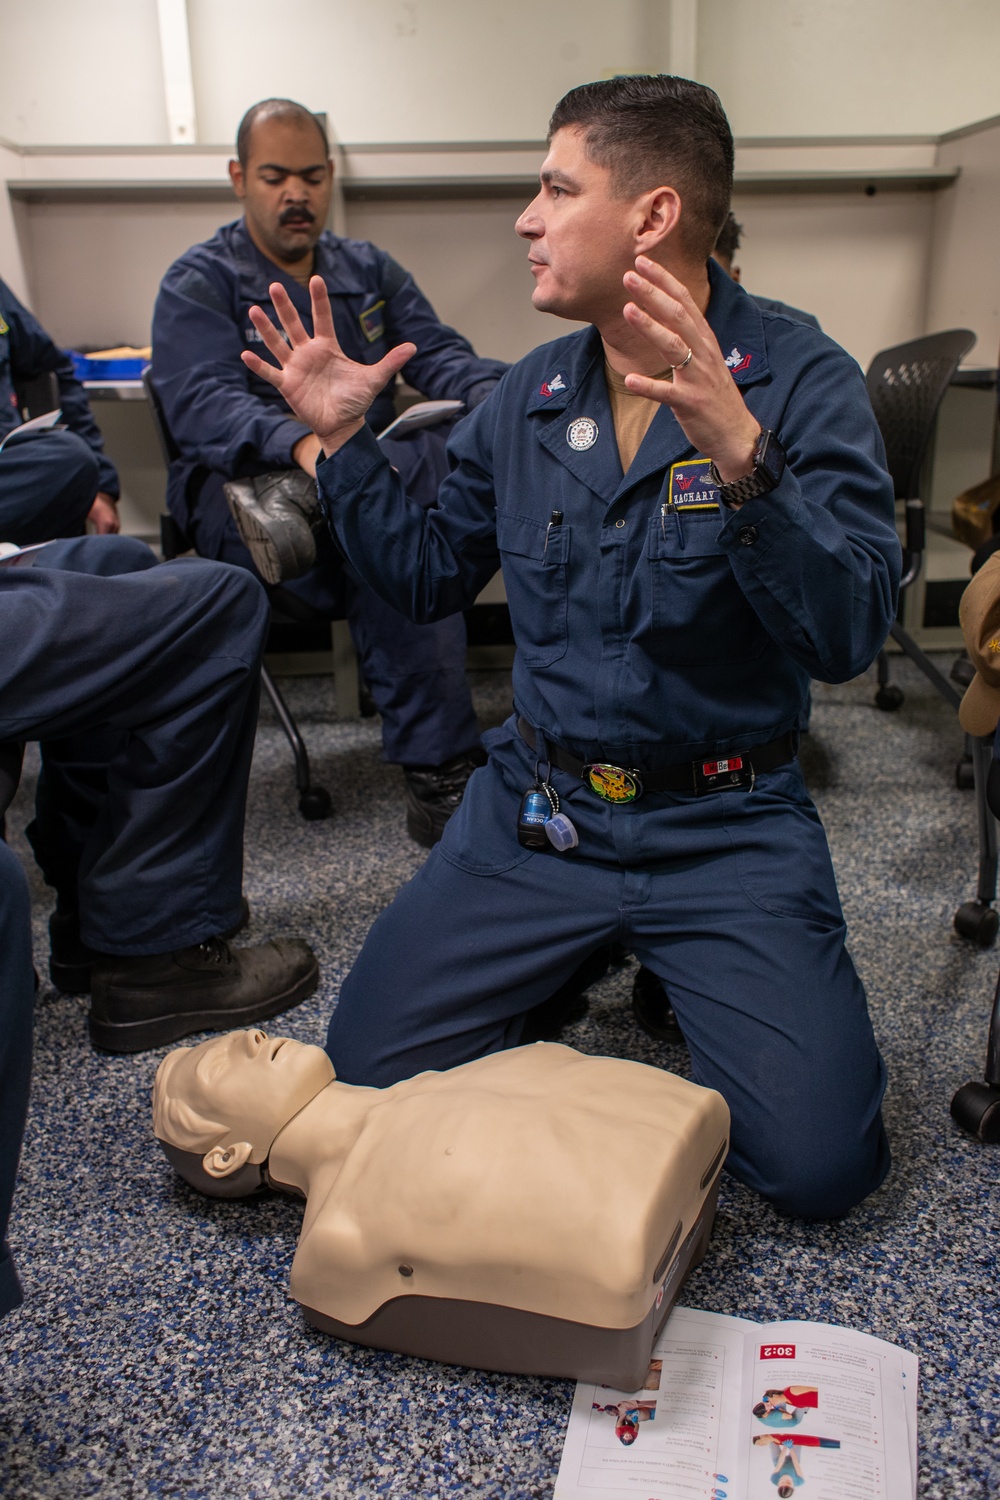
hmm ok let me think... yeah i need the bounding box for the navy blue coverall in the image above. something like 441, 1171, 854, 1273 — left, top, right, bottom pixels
152, 219, 507, 765
0, 278, 119, 545
0, 534, 270, 1311
318, 263, 902, 1219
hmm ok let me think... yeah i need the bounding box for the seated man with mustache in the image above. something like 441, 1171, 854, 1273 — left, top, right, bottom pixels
152, 98, 508, 847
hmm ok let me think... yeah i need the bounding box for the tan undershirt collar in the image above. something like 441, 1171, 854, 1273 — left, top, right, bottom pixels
603, 362, 673, 473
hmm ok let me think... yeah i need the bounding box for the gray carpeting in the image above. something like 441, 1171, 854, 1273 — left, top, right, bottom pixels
1, 655, 998, 1498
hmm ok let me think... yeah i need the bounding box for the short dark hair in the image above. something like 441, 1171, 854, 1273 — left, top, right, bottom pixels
548, 75, 733, 260
715, 210, 743, 264
236, 98, 328, 169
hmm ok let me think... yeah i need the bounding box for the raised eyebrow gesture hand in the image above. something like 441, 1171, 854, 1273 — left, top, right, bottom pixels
241, 276, 416, 455
621, 255, 761, 482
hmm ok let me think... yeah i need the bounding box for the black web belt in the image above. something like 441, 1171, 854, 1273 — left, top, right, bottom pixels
517, 718, 798, 801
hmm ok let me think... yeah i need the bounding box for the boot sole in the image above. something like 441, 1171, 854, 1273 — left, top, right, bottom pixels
88, 955, 319, 1054
225, 488, 316, 585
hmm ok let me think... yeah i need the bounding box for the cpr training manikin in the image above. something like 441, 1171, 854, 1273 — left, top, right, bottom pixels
152, 1031, 729, 1387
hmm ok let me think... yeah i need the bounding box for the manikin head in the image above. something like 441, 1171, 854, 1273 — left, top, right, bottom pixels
514, 74, 734, 329
153, 1029, 335, 1197
229, 98, 334, 271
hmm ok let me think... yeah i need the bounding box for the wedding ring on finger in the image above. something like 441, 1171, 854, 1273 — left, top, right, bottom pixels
668, 347, 694, 373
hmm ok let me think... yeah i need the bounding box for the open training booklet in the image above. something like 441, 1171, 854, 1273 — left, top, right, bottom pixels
554, 1306, 918, 1500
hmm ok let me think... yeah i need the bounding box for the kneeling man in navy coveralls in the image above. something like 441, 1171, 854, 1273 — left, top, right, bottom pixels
240, 76, 901, 1220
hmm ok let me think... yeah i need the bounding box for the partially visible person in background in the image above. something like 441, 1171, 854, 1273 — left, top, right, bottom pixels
0, 278, 120, 543
712, 213, 822, 331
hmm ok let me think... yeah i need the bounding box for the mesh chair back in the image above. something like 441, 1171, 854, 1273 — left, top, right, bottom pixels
865, 329, 976, 500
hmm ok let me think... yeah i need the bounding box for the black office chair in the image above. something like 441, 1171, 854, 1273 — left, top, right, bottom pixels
866, 329, 976, 713
15, 370, 60, 421
140, 370, 332, 821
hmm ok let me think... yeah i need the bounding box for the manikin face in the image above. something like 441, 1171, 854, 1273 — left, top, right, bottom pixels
229, 115, 333, 270
515, 126, 655, 328
155, 1029, 335, 1162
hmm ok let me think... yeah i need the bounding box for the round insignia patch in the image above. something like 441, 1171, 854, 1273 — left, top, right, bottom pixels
566, 416, 599, 451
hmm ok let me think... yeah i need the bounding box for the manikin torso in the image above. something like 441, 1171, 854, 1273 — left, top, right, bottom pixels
265, 1044, 728, 1329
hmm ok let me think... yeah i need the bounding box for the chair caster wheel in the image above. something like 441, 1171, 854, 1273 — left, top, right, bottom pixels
875, 684, 904, 711
955, 758, 975, 791
299, 787, 333, 821
953, 900, 999, 947
951, 1080, 1000, 1142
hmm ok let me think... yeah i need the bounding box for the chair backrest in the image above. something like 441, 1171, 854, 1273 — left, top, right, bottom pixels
14, 370, 59, 421
865, 329, 976, 501
141, 367, 182, 466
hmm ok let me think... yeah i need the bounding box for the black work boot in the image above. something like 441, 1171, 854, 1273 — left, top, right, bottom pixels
631, 965, 686, 1045
88, 935, 318, 1053
224, 470, 320, 585
50, 897, 251, 997
403, 749, 486, 848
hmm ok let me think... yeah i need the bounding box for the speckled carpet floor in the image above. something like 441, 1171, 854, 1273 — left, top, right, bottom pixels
1, 655, 997, 1498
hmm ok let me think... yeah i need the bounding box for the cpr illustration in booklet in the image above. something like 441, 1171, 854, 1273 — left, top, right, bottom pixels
555, 1306, 918, 1500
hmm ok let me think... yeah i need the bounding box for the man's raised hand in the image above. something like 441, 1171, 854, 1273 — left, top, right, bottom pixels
621, 256, 760, 482
241, 277, 416, 457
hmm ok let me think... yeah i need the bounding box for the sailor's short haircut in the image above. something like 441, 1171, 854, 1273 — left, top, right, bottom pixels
548, 75, 734, 262
236, 98, 328, 168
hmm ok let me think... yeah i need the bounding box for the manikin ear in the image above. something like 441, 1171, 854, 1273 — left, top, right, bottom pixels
634, 186, 683, 257
202, 1140, 255, 1178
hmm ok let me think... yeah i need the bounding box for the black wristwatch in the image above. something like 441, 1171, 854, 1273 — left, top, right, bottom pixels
710, 429, 786, 509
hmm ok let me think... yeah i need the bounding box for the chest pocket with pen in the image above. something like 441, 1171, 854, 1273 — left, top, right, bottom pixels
646, 460, 768, 666
496, 512, 570, 668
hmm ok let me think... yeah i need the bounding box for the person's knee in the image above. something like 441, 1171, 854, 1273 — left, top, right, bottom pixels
88, 534, 156, 575
172, 557, 270, 657
743, 1121, 891, 1220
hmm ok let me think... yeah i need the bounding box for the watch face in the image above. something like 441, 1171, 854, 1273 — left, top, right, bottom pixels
757, 430, 786, 484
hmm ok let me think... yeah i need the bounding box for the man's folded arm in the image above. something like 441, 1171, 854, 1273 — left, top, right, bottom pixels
152, 269, 311, 475
718, 348, 902, 683
317, 420, 502, 623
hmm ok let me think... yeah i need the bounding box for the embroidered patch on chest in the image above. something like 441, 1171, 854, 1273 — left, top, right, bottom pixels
669, 458, 720, 510
359, 301, 385, 343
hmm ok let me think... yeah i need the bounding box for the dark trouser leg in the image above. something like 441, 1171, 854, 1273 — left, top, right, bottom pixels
344, 577, 480, 764
0, 841, 34, 1318
326, 725, 889, 1219
0, 537, 269, 953
0, 429, 100, 544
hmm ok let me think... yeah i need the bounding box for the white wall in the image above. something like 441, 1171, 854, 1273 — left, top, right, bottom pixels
0, 0, 169, 146
2, 0, 1000, 149
926, 117, 1000, 367
699, 0, 1000, 139
729, 191, 934, 370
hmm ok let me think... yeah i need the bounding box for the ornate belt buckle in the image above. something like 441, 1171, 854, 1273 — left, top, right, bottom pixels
583, 762, 643, 804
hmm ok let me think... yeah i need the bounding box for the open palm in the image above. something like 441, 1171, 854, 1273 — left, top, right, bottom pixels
241, 277, 416, 453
